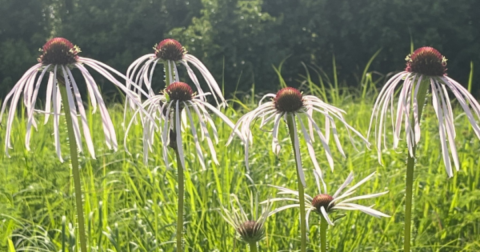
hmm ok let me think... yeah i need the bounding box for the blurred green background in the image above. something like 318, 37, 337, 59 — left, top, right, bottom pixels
1, 0, 479, 97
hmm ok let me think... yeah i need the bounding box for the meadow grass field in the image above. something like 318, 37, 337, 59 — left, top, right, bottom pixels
1, 74, 480, 252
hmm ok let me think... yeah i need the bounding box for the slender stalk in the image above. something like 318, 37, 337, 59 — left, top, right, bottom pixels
286, 115, 307, 252
164, 62, 185, 251
165, 60, 172, 85
249, 241, 258, 252
58, 78, 88, 252
320, 216, 328, 252
404, 147, 415, 252
174, 144, 185, 251
404, 78, 429, 252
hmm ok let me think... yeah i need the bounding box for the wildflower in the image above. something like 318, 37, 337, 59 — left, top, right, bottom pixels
221, 194, 272, 244
0, 37, 143, 161
125, 38, 225, 107
267, 171, 389, 227
125, 81, 235, 168
368, 47, 480, 177
228, 87, 369, 186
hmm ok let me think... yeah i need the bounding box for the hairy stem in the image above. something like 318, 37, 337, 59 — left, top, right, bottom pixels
174, 144, 185, 251
165, 60, 172, 86
286, 115, 307, 252
320, 216, 328, 252
58, 78, 87, 252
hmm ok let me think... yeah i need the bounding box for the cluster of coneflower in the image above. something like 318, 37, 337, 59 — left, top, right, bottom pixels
1, 37, 479, 252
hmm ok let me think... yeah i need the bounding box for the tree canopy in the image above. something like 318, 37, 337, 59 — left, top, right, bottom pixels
1, 0, 479, 98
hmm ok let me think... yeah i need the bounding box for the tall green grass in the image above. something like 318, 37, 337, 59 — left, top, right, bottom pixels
1, 70, 479, 251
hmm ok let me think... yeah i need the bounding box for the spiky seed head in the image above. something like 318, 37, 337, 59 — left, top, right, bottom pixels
312, 194, 334, 213
39, 37, 80, 65
237, 220, 265, 243
274, 87, 304, 113
165, 82, 193, 102
154, 39, 185, 61
405, 47, 447, 76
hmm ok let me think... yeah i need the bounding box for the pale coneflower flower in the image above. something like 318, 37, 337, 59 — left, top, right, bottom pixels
125, 81, 236, 250
125, 38, 225, 108
368, 46, 480, 177
125, 81, 235, 168
266, 170, 389, 228
0, 37, 143, 161
228, 87, 369, 186
220, 194, 272, 248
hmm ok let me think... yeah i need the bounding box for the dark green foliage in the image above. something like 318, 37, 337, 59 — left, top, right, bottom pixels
169, 0, 281, 94
0, 0, 49, 95
0, 0, 479, 99
55, 0, 202, 98
174, 0, 480, 94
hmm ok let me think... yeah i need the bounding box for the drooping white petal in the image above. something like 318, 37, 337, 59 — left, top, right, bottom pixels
2, 64, 41, 156
185, 104, 206, 170
44, 71, 55, 124
267, 204, 302, 217
271, 113, 282, 155
298, 116, 323, 176
332, 172, 354, 198
190, 101, 218, 165
52, 66, 63, 162
320, 206, 334, 226
25, 66, 49, 149
431, 82, 453, 177
313, 169, 327, 195
181, 60, 206, 101
184, 54, 225, 106
334, 203, 390, 218
303, 112, 335, 170
338, 191, 389, 203
291, 114, 306, 187
441, 76, 480, 139
66, 67, 96, 158
340, 172, 376, 198
61, 66, 83, 153
175, 101, 186, 170
76, 63, 117, 150
436, 82, 459, 171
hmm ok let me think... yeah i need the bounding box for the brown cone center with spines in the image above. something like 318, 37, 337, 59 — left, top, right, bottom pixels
39, 37, 79, 65
312, 194, 334, 213
274, 87, 304, 113
165, 82, 193, 102
155, 39, 185, 61
237, 220, 264, 243
405, 47, 447, 76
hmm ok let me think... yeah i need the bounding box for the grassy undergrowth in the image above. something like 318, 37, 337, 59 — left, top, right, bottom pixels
0, 78, 479, 251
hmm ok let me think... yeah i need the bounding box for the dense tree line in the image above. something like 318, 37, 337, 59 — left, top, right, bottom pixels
1, 0, 479, 100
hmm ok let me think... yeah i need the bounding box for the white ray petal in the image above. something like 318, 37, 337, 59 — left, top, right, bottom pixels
66, 67, 96, 158
320, 206, 334, 226
44, 71, 55, 124
431, 82, 453, 177
291, 114, 306, 187
185, 105, 206, 170
334, 203, 390, 218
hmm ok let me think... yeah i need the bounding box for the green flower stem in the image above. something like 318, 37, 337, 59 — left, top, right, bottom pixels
404, 78, 429, 252
167, 57, 184, 251
165, 60, 173, 86
249, 241, 258, 252
404, 145, 415, 252
174, 144, 185, 251
286, 114, 307, 252
58, 78, 88, 252
320, 216, 328, 252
